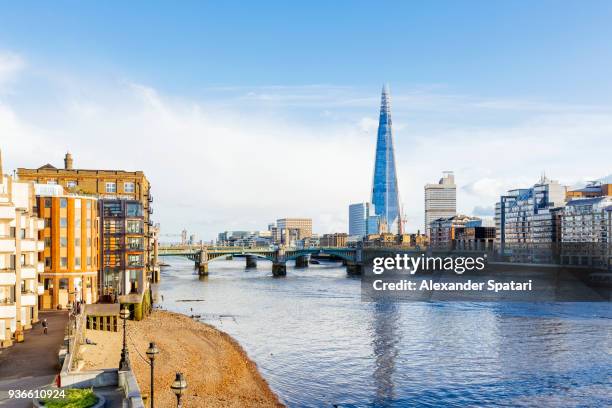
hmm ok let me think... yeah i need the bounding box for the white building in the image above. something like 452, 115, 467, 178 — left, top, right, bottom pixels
562, 197, 612, 243
0, 152, 45, 348
424, 172, 456, 236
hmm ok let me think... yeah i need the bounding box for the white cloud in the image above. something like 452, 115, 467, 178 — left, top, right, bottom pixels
0, 52, 24, 86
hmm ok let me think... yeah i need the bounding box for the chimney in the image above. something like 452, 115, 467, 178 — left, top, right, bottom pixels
64, 152, 73, 170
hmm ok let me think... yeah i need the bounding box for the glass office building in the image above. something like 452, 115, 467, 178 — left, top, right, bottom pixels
371, 84, 402, 234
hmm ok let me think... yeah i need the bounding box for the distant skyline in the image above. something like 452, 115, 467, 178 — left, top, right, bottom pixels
1, 2, 611, 240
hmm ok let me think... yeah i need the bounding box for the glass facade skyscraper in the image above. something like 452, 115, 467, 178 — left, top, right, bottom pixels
371, 84, 402, 234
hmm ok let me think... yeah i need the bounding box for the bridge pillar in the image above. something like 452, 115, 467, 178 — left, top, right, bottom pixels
198, 249, 209, 276
246, 255, 258, 268
272, 262, 286, 277
198, 262, 209, 275
295, 255, 309, 268
346, 261, 363, 275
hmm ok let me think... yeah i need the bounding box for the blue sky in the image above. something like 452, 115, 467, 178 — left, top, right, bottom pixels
1, 1, 611, 239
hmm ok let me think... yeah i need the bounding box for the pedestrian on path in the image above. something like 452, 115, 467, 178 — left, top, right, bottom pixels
42, 318, 48, 335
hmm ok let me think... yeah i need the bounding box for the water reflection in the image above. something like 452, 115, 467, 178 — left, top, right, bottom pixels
371, 301, 400, 406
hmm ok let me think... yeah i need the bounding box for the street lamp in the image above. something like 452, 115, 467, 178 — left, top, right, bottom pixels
170, 372, 187, 408
119, 307, 131, 370
146, 342, 159, 408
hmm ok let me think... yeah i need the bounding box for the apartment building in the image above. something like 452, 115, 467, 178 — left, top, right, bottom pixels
99, 199, 146, 300
273, 218, 313, 246
319, 233, 348, 247
429, 214, 481, 249
424, 172, 456, 236
495, 176, 566, 262
0, 157, 44, 348
17, 152, 157, 278
34, 184, 99, 309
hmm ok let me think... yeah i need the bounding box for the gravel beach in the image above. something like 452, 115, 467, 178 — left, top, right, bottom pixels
80, 310, 283, 407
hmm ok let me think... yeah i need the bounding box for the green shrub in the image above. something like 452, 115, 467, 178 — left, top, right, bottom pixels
41, 388, 98, 408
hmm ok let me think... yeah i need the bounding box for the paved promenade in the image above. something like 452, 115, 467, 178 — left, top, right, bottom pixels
0, 311, 68, 408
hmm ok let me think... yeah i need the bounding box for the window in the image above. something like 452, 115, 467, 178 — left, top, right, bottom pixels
127, 220, 143, 234
75, 217, 81, 228
60, 257, 68, 267
75, 257, 81, 268
44, 218, 51, 228
44, 237, 51, 247
60, 198, 67, 208
44, 198, 52, 208
60, 218, 67, 228
105, 182, 117, 193
128, 254, 143, 267
66, 181, 77, 189
87, 201, 92, 210
124, 182, 135, 193
75, 238, 81, 247
9, 227, 15, 238
20, 254, 26, 266
87, 256, 91, 266
87, 238, 91, 247
128, 237, 143, 250
86, 219, 91, 228
126, 203, 143, 217
20, 229, 26, 239
45, 257, 51, 267
60, 237, 67, 247
47, 179, 57, 185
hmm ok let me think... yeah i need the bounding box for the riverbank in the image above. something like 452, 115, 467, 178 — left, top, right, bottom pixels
80, 310, 282, 407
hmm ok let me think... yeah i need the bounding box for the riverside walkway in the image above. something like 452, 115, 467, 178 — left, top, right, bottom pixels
0, 311, 67, 408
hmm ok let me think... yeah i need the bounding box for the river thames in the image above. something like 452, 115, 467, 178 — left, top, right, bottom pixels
154, 257, 611, 407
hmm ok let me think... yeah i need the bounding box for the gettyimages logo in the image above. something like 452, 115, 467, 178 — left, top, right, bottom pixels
372, 254, 488, 275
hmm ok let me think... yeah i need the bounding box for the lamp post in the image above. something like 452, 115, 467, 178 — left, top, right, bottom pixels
119, 307, 131, 370
170, 372, 187, 408
146, 342, 159, 408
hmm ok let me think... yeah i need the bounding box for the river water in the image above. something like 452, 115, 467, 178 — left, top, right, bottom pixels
154, 256, 611, 407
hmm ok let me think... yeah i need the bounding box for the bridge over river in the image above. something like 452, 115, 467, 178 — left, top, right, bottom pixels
159, 245, 367, 276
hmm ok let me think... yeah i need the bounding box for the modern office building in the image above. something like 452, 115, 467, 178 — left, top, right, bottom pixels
34, 184, 99, 309
99, 199, 146, 300
495, 176, 566, 262
17, 152, 157, 280
349, 202, 377, 237
0, 154, 44, 348
273, 218, 312, 246
217, 230, 272, 247
429, 214, 481, 249
454, 219, 496, 251
371, 85, 403, 235
561, 197, 612, 243
559, 197, 612, 268
424, 172, 456, 236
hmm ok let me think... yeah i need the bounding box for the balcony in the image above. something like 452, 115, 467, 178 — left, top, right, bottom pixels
0, 269, 16, 286
36, 219, 45, 229
37, 240, 45, 251
0, 236, 15, 253
38, 284, 44, 295
20, 292, 37, 306
0, 205, 15, 220
37, 261, 45, 273
21, 265, 37, 280
0, 303, 16, 319
21, 239, 37, 252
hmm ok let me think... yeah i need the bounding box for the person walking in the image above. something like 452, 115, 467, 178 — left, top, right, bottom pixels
42, 318, 48, 335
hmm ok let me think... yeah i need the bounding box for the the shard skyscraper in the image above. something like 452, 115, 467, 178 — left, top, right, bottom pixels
371, 84, 402, 234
